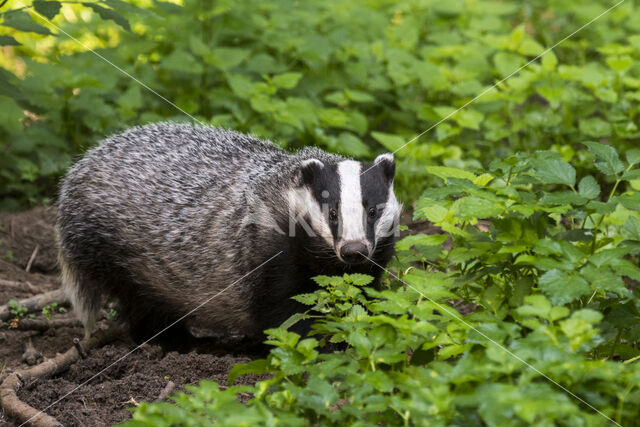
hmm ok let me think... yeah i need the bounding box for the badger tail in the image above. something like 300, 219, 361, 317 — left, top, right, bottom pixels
59, 252, 100, 339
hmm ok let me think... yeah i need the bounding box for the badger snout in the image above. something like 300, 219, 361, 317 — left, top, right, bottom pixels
339, 241, 369, 264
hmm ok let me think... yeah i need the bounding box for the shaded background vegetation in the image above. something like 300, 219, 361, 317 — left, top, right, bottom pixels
2, 0, 640, 208
2, 1, 640, 425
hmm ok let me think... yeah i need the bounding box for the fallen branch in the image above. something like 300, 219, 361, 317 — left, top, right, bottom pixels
0, 279, 41, 294
0, 325, 123, 427
0, 289, 68, 322
7, 318, 82, 332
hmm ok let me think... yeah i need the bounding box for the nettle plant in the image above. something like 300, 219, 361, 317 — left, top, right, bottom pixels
124, 143, 640, 426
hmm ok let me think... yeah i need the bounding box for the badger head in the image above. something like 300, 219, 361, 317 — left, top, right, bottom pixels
289, 153, 401, 265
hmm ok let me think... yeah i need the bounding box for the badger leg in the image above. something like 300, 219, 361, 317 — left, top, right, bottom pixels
59, 253, 100, 339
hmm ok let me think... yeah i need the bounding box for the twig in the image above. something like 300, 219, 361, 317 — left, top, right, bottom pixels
0, 325, 123, 427
7, 318, 82, 332
22, 339, 42, 366
155, 380, 176, 402
0, 279, 41, 294
123, 397, 139, 407
73, 338, 87, 359
0, 289, 68, 322
25, 245, 40, 273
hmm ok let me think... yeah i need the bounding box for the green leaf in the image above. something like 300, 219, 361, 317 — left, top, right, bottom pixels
279, 311, 311, 330
516, 295, 551, 319
0, 95, 24, 132
621, 169, 640, 182
209, 47, 250, 70
371, 132, 404, 152
583, 141, 624, 175
580, 119, 612, 138
572, 309, 603, 324
83, 3, 131, 31
617, 193, 640, 211
333, 133, 370, 157
494, 51, 523, 76
345, 89, 375, 103
396, 234, 448, 250
33, 1, 62, 19
189, 35, 210, 57
582, 265, 630, 297
271, 72, 303, 89
533, 159, 576, 187
454, 196, 503, 220
541, 51, 557, 71
606, 55, 633, 73
578, 175, 600, 199
0, 35, 20, 46
539, 269, 590, 305
624, 216, 640, 240
626, 149, 640, 166
228, 359, 269, 385
161, 51, 203, 74
317, 108, 349, 128
2, 11, 52, 35
454, 109, 484, 130
425, 166, 476, 182
416, 204, 449, 223
226, 74, 254, 99
347, 273, 373, 286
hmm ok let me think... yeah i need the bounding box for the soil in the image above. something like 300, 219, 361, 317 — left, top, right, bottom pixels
0, 208, 264, 426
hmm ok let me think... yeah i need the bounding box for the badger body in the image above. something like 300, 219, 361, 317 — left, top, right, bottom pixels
57, 123, 401, 348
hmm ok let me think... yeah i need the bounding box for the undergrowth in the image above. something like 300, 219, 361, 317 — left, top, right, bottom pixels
2, 0, 640, 205
123, 143, 640, 426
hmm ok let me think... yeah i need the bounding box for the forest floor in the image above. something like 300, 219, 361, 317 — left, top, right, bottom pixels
0, 208, 265, 426
0, 207, 436, 426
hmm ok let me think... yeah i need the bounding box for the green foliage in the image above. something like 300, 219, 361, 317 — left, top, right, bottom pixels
7, 299, 27, 318
3, 0, 640, 207
41, 302, 66, 320
125, 144, 640, 425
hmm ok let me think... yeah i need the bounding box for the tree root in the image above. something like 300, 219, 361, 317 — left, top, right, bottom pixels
155, 380, 176, 402
0, 325, 123, 427
22, 339, 43, 366
0, 279, 42, 294
7, 318, 82, 332
0, 289, 68, 322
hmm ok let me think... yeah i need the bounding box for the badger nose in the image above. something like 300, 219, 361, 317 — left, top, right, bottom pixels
340, 241, 368, 264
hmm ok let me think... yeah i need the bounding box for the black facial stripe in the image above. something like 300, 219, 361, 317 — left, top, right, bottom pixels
360, 161, 391, 243
307, 163, 341, 240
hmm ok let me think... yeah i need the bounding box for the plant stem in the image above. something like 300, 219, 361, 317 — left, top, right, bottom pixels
608, 329, 622, 360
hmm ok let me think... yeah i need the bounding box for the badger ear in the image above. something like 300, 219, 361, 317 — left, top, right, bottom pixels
374, 153, 395, 183
298, 158, 324, 185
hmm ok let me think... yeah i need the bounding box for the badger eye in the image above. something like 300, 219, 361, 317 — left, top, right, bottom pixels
367, 207, 377, 221
329, 208, 338, 223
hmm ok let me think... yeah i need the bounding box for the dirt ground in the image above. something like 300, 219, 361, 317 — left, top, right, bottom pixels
0, 207, 436, 426
0, 208, 264, 426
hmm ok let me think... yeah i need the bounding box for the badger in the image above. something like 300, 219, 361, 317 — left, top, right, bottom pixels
57, 123, 401, 348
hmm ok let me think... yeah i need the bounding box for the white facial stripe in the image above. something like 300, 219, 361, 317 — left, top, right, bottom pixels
375, 182, 401, 240
338, 160, 366, 242
287, 187, 333, 246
